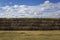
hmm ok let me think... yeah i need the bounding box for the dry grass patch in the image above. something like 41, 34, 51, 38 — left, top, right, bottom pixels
0, 31, 60, 40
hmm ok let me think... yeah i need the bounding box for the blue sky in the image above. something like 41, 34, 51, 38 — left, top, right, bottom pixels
0, 0, 60, 18
0, 0, 60, 6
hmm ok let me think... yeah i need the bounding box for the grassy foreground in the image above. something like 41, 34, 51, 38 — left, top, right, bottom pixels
0, 31, 60, 40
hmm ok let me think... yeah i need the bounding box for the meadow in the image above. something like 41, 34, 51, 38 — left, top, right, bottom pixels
0, 31, 60, 40
0, 18, 60, 40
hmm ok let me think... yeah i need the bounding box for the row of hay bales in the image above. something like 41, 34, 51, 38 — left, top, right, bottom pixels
0, 18, 60, 30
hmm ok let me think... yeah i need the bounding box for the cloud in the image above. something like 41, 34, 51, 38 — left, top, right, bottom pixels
0, 0, 60, 18
44, 0, 50, 4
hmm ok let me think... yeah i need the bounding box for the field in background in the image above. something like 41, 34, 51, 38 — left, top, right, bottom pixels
0, 31, 60, 40
0, 18, 60, 40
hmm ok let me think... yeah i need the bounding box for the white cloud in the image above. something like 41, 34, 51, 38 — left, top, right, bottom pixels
44, 0, 50, 4
0, 0, 60, 18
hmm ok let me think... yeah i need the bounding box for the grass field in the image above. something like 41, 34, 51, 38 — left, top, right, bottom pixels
0, 31, 60, 40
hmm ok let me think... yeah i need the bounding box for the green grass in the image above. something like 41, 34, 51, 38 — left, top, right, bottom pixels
0, 31, 60, 40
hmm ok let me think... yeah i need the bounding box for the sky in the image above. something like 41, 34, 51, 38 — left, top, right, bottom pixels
0, 0, 60, 18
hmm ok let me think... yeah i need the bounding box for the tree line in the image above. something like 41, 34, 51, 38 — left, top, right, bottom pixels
0, 18, 60, 30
